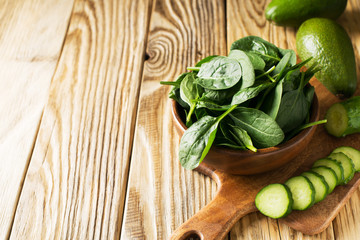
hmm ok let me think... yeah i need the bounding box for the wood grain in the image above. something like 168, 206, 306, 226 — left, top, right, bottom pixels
0, 0, 73, 239
121, 0, 227, 239
3, 0, 360, 239
9, 0, 152, 239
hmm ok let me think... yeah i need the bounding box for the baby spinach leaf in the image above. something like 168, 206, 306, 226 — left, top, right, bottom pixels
229, 125, 257, 152
194, 108, 208, 121
163, 73, 190, 109
261, 80, 283, 119
215, 142, 246, 150
195, 55, 218, 67
169, 88, 188, 109
218, 121, 239, 145
243, 52, 266, 70
278, 48, 297, 66
276, 71, 312, 133
196, 99, 231, 111
231, 82, 273, 105
202, 80, 242, 105
179, 105, 238, 169
282, 69, 301, 92
273, 52, 292, 80
183, 108, 193, 127
254, 65, 276, 82
179, 116, 219, 169
230, 36, 280, 57
196, 56, 242, 90
228, 50, 255, 89
217, 120, 251, 150
188, 55, 221, 72
180, 73, 204, 126
276, 89, 309, 133
288, 57, 312, 71
304, 85, 315, 106
229, 107, 284, 148
160, 72, 188, 87
304, 62, 321, 79
180, 73, 202, 106
230, 36, 281, 67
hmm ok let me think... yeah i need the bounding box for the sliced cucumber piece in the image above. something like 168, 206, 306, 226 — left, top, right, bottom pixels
325, 103, 349, 137
311, 166, 337, 194
325, 96, 360, 137
301, 171, 328, 203
255, 183, 293, 218
332, 146, 360, 172
313, 158, 344, 185
285, 176, 315, 210
328, 152, 355, 184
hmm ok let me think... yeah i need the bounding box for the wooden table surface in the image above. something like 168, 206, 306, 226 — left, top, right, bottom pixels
1, 0, 360, 239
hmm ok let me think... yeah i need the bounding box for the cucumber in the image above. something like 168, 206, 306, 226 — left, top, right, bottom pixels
285, 176, 315, 210
325, 96, 360, 137
265, 0, 347, 27
256, 145, 358, 219
313, 158, 344, 185
301, 171, 328, 203
311, 166, 338, 194
328, 152, 355, 184
332, 146, 360, 172
255, 183, 293, 218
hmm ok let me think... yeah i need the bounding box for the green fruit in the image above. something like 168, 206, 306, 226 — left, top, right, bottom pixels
296, 18, 357, 98
265, 0, 347, 27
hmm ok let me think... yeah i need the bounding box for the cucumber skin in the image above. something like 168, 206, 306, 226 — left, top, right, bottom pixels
313, 158, 344, 185
333, 146, 360, 172
311, 167, 337, 194
285, 176, 315, 210
301, 171, 328, 203
340, 97, 360, 136
265, 0, 347, 27
328, 152, 355, 184
326, 96, 360, 137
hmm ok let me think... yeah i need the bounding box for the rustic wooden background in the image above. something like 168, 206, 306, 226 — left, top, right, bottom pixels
1, 0, 360, 239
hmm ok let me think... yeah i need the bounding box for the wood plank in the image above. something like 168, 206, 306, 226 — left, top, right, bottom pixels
9, 0, 152, 239
0, 0, 73, 238
120, 0, 227, 239
332, 188, 360, 239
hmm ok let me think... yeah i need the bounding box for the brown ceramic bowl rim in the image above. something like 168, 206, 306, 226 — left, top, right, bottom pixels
171, 92, 320, 156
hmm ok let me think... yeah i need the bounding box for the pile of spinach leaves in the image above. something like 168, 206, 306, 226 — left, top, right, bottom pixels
161, 36, 324, 170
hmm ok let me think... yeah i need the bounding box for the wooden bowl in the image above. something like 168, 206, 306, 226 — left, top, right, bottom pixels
171, 93, 320, 175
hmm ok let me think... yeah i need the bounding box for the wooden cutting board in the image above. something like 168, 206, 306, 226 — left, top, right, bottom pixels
170, 81, 360, 240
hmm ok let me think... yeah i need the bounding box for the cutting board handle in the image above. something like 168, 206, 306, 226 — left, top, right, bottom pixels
170, 166, 256, 240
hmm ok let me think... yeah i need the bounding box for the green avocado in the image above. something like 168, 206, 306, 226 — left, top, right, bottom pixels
265, 0, 347, 27
296, 18, 357, 98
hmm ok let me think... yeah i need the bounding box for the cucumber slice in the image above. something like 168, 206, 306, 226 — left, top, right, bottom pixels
311, 166, 337, 194
255, 183, 293, 218
312, 158, 344, 185
328, 152, 355, 184
301, 171, 328, 203
325, 103, 348, 137
285, 176, 315, 210
332, 146, 360, 172
325, 96, 360, 137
